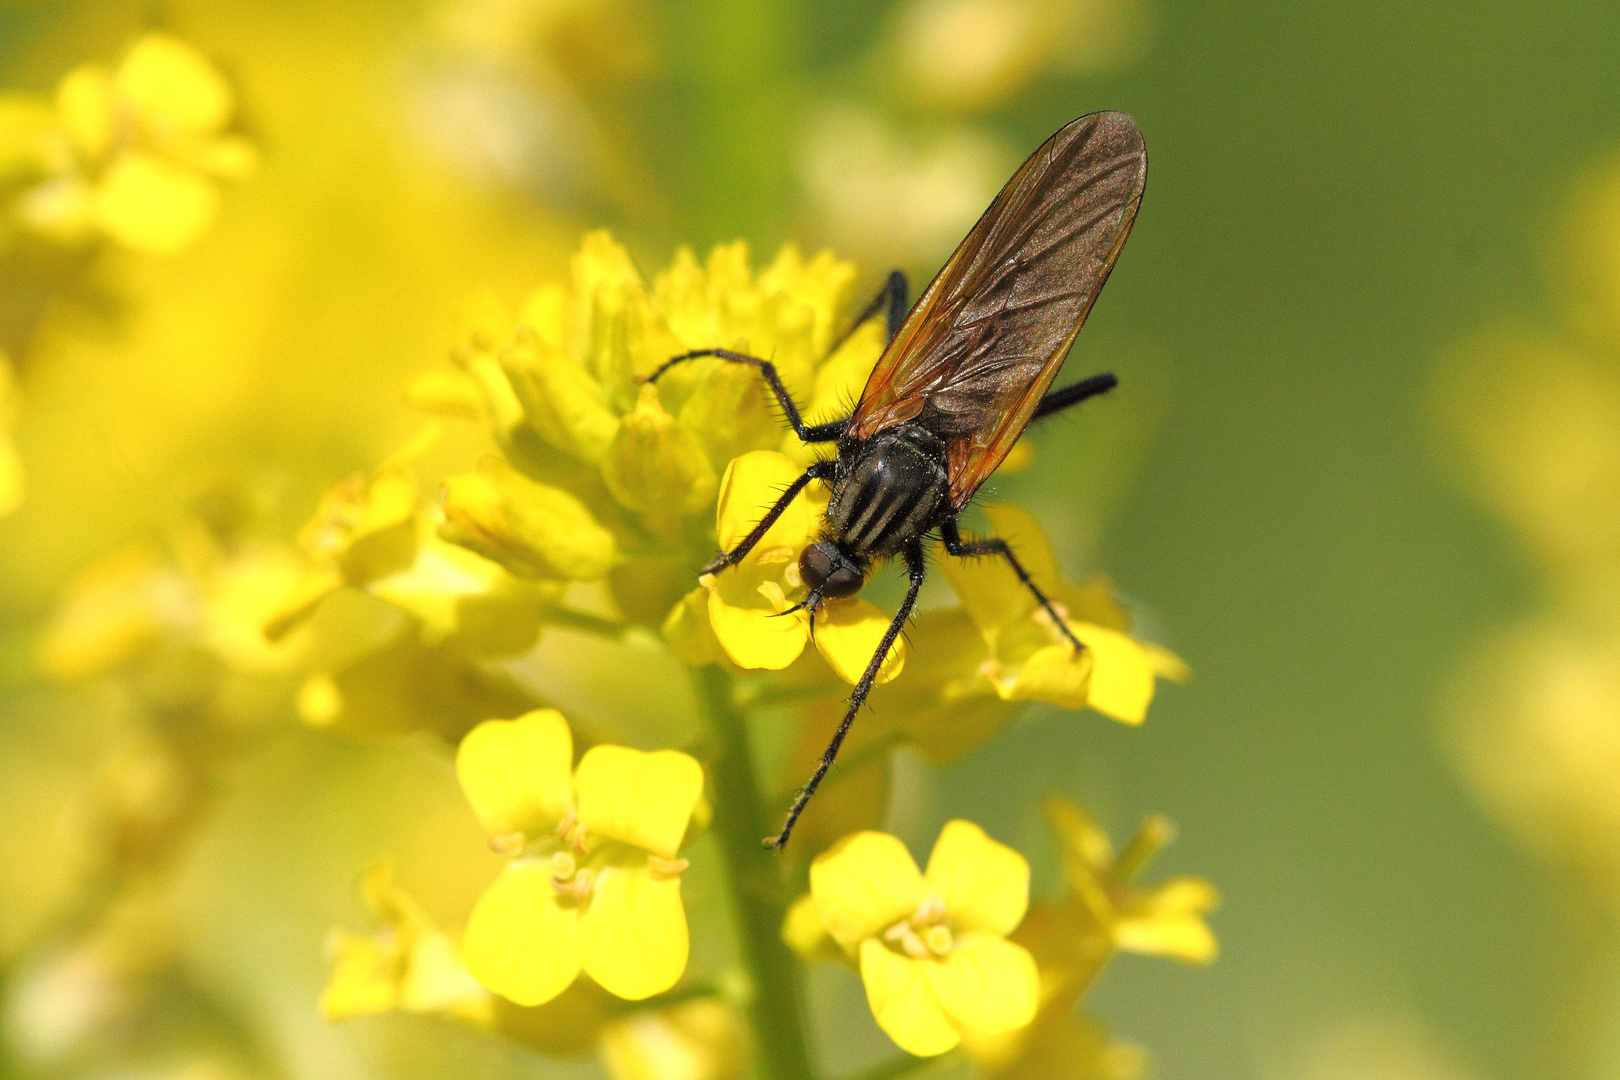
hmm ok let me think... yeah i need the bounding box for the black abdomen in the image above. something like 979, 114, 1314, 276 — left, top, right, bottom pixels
825, 426, 950, 556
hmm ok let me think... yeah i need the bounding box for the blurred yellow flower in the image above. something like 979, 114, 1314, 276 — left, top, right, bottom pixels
808, 820, 1038, 1056
457, 709, 704, 1005
1, 32, 257, 255
1042, 797, 1218, 965
891, 0, 1151, 113
322, 862, 494, 1025
668, 450, 907, 683
599, 997, 751, 1080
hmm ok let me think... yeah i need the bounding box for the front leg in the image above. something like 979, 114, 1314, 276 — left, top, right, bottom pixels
643, 349, 846, 444
940, 518, 1084, 652
703, 460, 836, 576
766, 539, 926, 851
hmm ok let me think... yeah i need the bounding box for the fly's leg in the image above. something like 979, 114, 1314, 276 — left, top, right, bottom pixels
643, 349, 847, 443
766, 539, 925, 851
940, 518, 1084, 652
825, 270, 909, 359
1032, 372, 1117, 421
701, 460, 836, 576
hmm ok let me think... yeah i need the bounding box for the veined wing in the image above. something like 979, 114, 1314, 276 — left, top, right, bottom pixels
846, 111, 1147, 509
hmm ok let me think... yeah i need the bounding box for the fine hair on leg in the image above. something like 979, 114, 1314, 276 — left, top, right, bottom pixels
765, 540, 927, 850
702, 460, 836, 575
643, 348, 847, 443
940, 517, 1083, 651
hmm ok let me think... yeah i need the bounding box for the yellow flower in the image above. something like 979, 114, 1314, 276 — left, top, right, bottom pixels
599, 997, 751, 1080
321, 863, 494, 1026
808, 821, 1039, 1056
668, 449, 907, 683
1042, 796, 1219, 965
439, 456, 619, 582
457, 710, 704, 1005
936, 504, 1187, 723
6, 32, 257, 254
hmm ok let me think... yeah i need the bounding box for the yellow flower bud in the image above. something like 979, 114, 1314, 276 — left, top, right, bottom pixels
439, 458, 617, 581
602, 384, 716, 530
503, 333, 620, 464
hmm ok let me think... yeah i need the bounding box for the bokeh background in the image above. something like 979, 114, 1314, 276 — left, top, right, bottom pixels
3, 1, 1620, 1079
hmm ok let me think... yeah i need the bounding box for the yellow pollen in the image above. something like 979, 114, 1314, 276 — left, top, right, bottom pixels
755, 544, 795, 565
783, 561, 803, 588
554, 811, 578, 842
489, 831, 525, 855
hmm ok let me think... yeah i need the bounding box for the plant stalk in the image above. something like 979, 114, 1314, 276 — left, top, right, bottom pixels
695, 664, 815, 1080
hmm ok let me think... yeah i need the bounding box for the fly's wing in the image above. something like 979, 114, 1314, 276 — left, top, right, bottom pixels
846, 111, 1146, 510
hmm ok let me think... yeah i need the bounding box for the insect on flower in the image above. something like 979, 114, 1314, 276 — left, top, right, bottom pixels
647, 111, 1147, 849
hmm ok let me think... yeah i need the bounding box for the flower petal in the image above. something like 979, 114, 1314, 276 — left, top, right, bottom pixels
814, 597, 907, 685
707, 587, 807, 670
858, 940, 960, 1056
456, 711, 575, 836
92, 153, 218, 255
923, 934, 1038, 1036
575, 745, 703, 858
715, 451, 821, 550
1115, 877, 1220, 963
115, 32, 233, 136
1071, 623, 1157, 724
462, 859, 581, 1006
579, 862, 688, 1000
924, 820, 1029, 937
1004, 642, 1094, 709
810, 832, 925, 950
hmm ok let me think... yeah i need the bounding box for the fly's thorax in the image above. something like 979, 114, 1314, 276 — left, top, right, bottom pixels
826, 425, 950, 556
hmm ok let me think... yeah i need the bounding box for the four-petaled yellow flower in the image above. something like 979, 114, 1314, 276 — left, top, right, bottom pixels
668, 450, 907, 684
3, 32, 257, 254
809, 820, 1039, 1056
457, 709, 704, 1005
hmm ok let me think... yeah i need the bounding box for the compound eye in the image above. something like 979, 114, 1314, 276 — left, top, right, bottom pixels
798, 544, 835, 593
821, 564, 864, 599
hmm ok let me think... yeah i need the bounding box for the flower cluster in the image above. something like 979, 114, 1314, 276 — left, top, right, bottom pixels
285, 233, 1207, 1077
0, 32, 256, 256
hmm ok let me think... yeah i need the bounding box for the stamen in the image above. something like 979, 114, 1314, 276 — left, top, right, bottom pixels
489, 831, 525, 855
912, 893, 947, 926
550, 850, 577, 881
924, 925, 954, 956
647, 855, 690, 879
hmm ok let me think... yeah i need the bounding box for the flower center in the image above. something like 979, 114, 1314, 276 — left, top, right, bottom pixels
550, 850, 596, 900
883, 892, 955, 959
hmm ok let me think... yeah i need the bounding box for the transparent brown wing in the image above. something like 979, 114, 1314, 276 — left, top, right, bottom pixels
846, 111, 1147, 510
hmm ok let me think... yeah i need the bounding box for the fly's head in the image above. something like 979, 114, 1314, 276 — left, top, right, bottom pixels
798, 541, 864, 611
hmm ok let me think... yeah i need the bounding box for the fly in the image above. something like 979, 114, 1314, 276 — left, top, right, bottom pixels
645, 110, 1148, 849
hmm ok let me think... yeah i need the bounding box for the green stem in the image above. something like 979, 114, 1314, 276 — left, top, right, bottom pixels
693, 664, 815, 1080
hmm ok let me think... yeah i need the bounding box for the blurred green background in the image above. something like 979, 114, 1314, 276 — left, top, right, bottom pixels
3, 1, 1619, 1079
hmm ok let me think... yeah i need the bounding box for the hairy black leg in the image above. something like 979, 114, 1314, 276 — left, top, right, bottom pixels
766, 540, 926, 851
703, 460, 837, 576
643, 349, 847, 443
941, 518, 1084, 652
1032, 372, 1118, 421
824, 269, 909, 360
